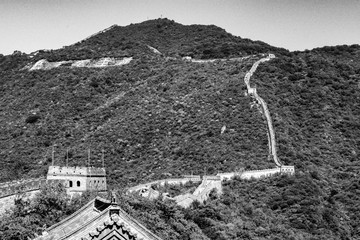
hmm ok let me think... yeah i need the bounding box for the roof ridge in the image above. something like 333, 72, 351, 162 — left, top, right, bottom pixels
46, 196, 107, 232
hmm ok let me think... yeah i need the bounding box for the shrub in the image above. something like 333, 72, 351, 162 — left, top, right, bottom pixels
25, 115, 40, 124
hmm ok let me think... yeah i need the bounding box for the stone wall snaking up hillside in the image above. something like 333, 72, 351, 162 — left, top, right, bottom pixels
0, 178, 66, 199
127, 168, 296, 195
127, 175, 202, 193
0, 165, 109, 199
128, 167, 295, 208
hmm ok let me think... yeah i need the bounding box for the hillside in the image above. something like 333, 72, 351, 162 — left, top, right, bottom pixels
0, 54, 275, 184
0, 18, 359, 239
0, 19, 285, 185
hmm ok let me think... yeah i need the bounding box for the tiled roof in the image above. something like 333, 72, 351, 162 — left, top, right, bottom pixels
35, 197, 162, 240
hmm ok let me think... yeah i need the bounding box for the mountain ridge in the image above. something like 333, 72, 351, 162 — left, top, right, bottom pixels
0, 18, 359, 240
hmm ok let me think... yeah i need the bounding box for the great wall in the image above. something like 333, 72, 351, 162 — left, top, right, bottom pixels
244, 54, 282, 166
0, 53, 295, 213
0, 177, 67, 215
124, 53, 295, 207
0, 166, 107, 215
24, 45, 253, 71
0, 177, 65, 199
126, 165, 294, 208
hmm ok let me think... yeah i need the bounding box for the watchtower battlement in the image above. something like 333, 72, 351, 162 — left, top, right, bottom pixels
47, 166, 107, 193
0, 165, 107, 199
47, 166, 106, 176
280, 165, 295, 172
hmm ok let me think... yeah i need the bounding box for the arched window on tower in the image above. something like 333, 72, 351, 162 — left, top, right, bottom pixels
69, 181, 73, 188
77, 181, 80, 187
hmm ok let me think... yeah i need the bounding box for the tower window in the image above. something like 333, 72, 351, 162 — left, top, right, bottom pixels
77, 181, 80, 187
69, 181, 73, 188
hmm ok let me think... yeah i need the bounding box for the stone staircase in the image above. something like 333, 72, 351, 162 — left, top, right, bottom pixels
243, 54, 282, 166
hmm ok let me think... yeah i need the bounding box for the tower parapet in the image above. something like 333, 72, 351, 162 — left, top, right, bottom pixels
47, 166, 107, 193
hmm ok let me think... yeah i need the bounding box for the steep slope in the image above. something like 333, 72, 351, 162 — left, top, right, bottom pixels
247, 45, 360, 238
0, 54, 274, 185
252, 46, 360, 172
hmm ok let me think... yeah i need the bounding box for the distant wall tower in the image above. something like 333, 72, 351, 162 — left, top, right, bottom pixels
46, 166, 107, 193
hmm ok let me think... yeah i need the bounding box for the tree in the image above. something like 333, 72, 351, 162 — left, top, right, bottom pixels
0, 183, 87, 240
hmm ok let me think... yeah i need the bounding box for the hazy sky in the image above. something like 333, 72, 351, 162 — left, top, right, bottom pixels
1, 0, 359, 55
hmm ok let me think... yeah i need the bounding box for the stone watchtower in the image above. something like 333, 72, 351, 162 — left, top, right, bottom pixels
46, 166, 107, 193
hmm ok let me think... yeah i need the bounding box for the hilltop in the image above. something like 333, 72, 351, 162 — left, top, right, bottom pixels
0, 18, 359, 239
0, 18, 287, 70
37, 18, 286, 61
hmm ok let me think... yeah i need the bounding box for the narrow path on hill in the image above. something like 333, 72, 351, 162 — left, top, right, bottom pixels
243, 54, 282, 167
184, 55, 252, 63
173, 178, 222, 208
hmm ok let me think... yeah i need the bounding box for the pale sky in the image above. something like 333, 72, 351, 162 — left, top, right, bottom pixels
0, 0, 359, 55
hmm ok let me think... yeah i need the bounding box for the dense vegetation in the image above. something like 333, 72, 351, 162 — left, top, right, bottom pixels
2, 173, 359, 240
0, 184, 100, 240
0, 19, 359, 239
0, 53, 274, 186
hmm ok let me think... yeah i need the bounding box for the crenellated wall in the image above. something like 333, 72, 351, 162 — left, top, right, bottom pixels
243, 54, 282, 167
185, 55, 253, 63
217, 166, 295, 181
0, 166, 107, 214
48, 166, 106, 176
128, 165, 295, 208
127, 175, 202, 194
240, 168, 281, 180
0, 178, 66, 199
127, 165, 296, 196
182, 175, 202, 181
0, 190, 39, 215
127, 174, 223, 207
47, 166, 107, 192
217, 172, 241, 181
280, 165, 295, 173
202, 175, 221, 181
